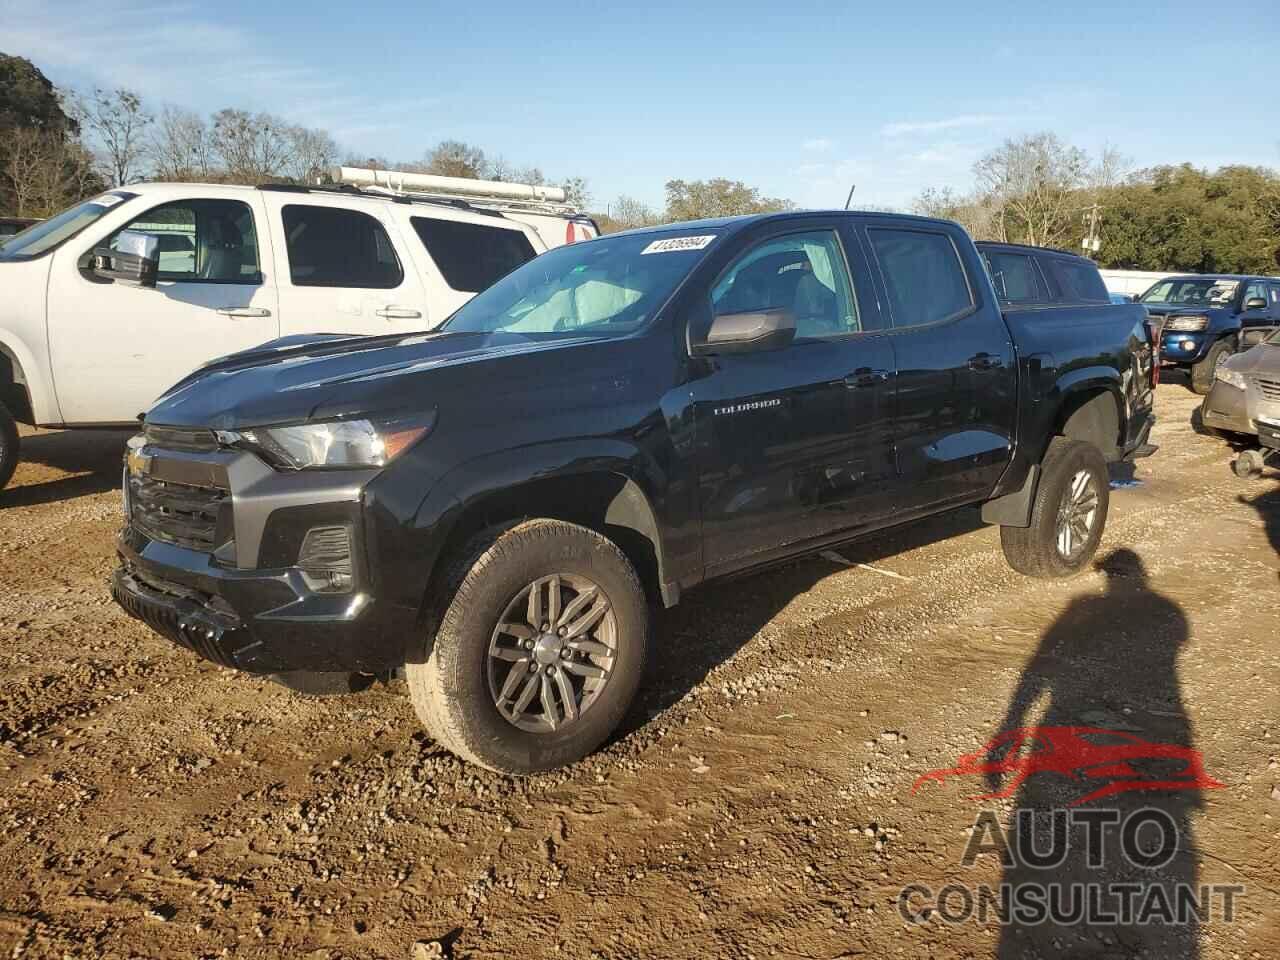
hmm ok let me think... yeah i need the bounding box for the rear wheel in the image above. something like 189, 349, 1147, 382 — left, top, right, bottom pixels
1001, 438, 1110, 579
1190, 338, 1234, 395
406, 519, 649, 775
0, 402, 19, 493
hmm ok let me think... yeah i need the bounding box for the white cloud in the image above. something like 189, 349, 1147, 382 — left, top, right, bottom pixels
880, 114, 996, 138
801, 137, 832, 152
0, 0, 410, 148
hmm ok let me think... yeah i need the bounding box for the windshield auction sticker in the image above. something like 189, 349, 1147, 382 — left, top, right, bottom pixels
641, 235, 716, 255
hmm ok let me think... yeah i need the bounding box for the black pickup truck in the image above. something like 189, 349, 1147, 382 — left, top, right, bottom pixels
112, 212, 1156, 773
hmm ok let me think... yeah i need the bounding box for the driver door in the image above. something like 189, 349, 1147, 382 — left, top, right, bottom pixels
688, 224, 898, 577
48, 195, 279, 424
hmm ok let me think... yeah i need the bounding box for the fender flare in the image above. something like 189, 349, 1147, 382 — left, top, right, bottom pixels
408, 437, 680, 606
1044, 366, 1125, 460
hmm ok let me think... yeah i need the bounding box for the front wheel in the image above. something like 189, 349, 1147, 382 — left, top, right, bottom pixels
1190, 338, 1235, 395
1000, 438, 1110, 579
0, 401, 19, 492
406, 519, 650, 775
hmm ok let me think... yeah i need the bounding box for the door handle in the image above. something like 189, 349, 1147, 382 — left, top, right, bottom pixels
216, 307, 271, 319
968, 352, 1003, 371
376, 306, 423, 320
844, 367, 891, 389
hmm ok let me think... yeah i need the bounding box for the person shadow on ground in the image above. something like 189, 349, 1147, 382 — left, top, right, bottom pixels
988, 549, 1208, 959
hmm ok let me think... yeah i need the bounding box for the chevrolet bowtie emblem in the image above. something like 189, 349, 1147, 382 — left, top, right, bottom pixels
125, 438, 153, 477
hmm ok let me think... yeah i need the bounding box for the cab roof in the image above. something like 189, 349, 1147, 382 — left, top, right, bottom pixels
610, 209, 959, 240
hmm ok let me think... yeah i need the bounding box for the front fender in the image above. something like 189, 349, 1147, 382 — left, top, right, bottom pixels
369, 437, 678, 626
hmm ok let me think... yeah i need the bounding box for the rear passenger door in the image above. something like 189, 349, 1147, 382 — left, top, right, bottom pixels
861, 220, 1017, 512
263, 197, 428, 336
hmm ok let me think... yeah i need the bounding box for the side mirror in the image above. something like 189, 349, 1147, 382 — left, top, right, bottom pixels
1245, 296, 1268, 311
691, 308, 797, 356
92, 230, 159, 287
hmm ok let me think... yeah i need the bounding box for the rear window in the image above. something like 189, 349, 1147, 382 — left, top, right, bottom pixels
1044, 258, 1110, 304
868, 228, 973, 328
282, 205, 403, 288
983, 251, 1042, 302
411, 217, 537, 293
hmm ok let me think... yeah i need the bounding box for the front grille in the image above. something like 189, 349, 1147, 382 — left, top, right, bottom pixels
144, 423, 218, 452
1256, 378, 1280, 402
129, 473, 229, 552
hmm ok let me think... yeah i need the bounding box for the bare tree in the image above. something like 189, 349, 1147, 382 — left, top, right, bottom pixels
912, 186, 1001, 239
211, 109, 291, 182
3, 126, 97, 216
973, 133, 1089, 247
423, 140, 487, 179
70, 87, 152, 187
284, 125, 339, 183
610, 195, 660, 229
149, 106, 215, 181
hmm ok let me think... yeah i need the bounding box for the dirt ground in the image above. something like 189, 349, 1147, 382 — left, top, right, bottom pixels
1, 377, 1277, 960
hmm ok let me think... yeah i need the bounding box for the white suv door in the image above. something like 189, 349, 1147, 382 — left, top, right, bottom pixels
261, 195, 428, 336
46, 194, 279, 424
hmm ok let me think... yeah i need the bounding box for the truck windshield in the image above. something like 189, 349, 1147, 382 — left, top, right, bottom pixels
1139, 277, 1239, 306
0, 192, 136, 260
443, 231, 718, 338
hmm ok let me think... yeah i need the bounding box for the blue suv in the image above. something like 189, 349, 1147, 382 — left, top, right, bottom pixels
1139, 275, 1280, 393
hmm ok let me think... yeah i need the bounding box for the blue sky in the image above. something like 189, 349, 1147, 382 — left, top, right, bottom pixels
4, 0, 1277, 212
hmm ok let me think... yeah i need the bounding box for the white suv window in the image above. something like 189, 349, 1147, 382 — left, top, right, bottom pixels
108, 199, 261, 283
282, 204, 403, 289
410, 217, 536, 293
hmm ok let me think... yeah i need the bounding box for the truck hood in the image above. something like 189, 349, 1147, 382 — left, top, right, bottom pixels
147, 329, 598, 429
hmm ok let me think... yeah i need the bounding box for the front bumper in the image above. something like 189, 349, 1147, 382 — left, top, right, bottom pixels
1201, 382, 1254, 436
1160, 331, 1209, 364
111, 436, 401, 674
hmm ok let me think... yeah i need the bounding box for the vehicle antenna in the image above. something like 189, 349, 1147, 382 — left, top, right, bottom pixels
844, 184, 856, 210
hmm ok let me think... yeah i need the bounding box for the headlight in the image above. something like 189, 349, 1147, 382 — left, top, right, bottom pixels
1215, 367, 1247, 390
232, 414, 434, 470
1165, 315, 1209, 332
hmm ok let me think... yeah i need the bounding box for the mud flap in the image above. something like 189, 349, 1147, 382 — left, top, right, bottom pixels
980, 464, 1040, 528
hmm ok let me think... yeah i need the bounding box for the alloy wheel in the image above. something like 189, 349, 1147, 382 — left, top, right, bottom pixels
1056, 469, 1099, 560
486, 574, 617, 733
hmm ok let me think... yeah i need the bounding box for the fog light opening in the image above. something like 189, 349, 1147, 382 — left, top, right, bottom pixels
298, 525, 354, 594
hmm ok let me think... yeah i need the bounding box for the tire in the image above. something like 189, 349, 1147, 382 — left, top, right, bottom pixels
1190, 338, 1235, 396
1233, 450, 1265, 480
1000, 438, 1110, 579
0, 401, 19, 492
406, 519, 649, 775
270, 671, 377, 696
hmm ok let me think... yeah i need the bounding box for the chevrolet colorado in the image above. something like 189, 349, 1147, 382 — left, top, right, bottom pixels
111, 211, 1156, 773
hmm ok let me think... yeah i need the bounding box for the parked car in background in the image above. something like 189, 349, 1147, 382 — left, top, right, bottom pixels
1138, 274, 1280, 394
112, 211, 1156, 774
0, 176, 596, 491
1200, 325, 1280, 441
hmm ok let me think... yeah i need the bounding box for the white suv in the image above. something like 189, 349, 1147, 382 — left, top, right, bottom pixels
0, 180, 596, 489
